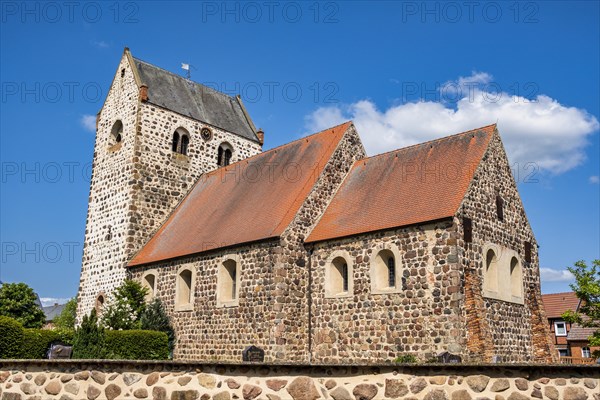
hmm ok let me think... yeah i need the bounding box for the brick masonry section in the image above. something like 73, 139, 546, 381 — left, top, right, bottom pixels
1, 361, 599, 400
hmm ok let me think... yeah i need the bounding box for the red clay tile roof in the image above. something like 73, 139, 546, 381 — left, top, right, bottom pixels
306, 124, 496, 243
542, 292, 581, 318
567, 325, 595, 341
129, 122, 352, 266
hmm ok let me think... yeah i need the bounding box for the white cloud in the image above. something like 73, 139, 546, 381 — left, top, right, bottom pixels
540, 268, 574, 282
40, 297, 71, 307
92, 40, 109, 49
305, 72, 599, 174
80, 114, 96, 132
590, 175, 599, 184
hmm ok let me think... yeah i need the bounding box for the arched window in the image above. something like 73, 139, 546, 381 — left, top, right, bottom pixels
95, 293, 105, 316
217, 257, 240, 307
110, 120, 123, 145
484, 248, 498, 293
172, 128, 190, 155
217, 143, 233, 166
510, 257, 522, 298
325, 254, 353, 298
370, 248, 401, 293
176, 268, 194, 310
142, 270, 157, 301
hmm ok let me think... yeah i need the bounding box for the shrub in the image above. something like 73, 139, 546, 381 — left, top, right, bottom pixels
72, 309, 105, 359
0, 316, 24, 358
140, 298, 175, 356
104, 330, 169, 360
21, 329, 73, 359
0, 282, 46, 328
394, 354, 418, 364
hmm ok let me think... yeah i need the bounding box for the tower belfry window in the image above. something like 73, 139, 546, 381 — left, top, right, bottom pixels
172, 128, 190, 155
217, 143, 233, 167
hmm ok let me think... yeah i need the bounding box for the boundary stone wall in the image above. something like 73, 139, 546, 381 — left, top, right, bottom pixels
1, 361, 598, 400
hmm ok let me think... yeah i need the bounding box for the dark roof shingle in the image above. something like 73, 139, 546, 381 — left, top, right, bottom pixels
133, 57, 258, 142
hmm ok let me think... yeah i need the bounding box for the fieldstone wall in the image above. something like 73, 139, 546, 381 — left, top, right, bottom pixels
77, 51, 262, 322
456, 130, 555, 363
77, 52, 142, 322
1, 361, 598, 400
309, 220, 465, 364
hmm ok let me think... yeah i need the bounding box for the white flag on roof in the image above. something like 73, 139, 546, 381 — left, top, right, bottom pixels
181, 63, 190, 71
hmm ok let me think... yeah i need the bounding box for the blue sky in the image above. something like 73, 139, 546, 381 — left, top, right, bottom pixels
1, 1, 598, 304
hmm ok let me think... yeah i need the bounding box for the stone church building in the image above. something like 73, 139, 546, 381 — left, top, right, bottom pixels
77, 48, 556, 364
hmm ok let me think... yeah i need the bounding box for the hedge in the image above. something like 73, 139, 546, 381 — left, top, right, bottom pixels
21, 329, 74, 359
1, 315, 168, 360
0, 316, 24, 358
104, 330, 169, 360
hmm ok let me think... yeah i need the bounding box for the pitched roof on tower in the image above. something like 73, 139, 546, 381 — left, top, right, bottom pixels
126, 49, 259, 142
129, 122, 354, 267
306, 124, 497, 243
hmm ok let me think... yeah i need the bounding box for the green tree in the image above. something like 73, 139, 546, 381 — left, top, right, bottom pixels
53, 298, 77, 332
100, 280, 148, 330
140, 298, 175, 356
113, 279, 148, 318
0, 282, 46, 328
72, 309, 105, 359
562, 259, 600, 358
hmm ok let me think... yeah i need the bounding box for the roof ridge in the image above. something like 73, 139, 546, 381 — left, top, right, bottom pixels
359, 123, 497, 162
206, 121, 353, 178
132, 56, 239, 100
542, 291, 576, 296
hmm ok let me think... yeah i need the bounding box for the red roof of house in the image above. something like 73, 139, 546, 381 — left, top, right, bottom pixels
129, 122, 352, 266
306, 125, 496, 243
567, 325, 595, 341
542, 292, 581, 318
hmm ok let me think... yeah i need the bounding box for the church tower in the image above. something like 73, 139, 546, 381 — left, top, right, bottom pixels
76, 48, 263, 321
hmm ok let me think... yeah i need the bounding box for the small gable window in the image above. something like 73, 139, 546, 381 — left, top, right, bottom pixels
175, 267, 194, 311
325, 252, 353, 298
172, 128, 190, 155
217, 142, 233, 167
110, 120, 123, 145
524, 241, 532, 263
463, 217, 473, 243
217, 256, 240, 307
496, 195, 504, 221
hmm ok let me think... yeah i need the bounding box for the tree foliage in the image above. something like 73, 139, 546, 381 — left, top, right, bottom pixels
562, 259, 600, 358
72, 309, 105, 359
140, 297, 175, 356
101, 280, 148, 330
53, 297, 77, 332
0, 282, 46, 328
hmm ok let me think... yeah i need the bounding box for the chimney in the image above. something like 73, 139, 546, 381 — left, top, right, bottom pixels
256, 128, 264, 146
139, 84, 148, 102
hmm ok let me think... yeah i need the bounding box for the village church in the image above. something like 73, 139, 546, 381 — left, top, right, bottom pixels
76, 48, 556, 364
